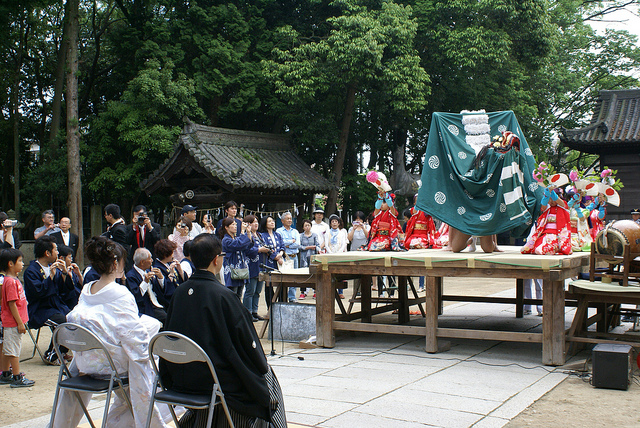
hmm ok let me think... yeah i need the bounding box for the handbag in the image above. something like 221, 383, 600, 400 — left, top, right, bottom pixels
230, 250, 249, 280
230, 267, 249, 280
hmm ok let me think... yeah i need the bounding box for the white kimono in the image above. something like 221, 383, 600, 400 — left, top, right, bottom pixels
50, 280, 168, 428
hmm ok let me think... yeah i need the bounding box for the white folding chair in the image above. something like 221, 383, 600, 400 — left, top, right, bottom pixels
146, 331, 234, 428
49, 323, 133, 428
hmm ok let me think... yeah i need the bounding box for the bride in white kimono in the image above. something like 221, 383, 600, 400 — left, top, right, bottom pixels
49, 237, 168, 428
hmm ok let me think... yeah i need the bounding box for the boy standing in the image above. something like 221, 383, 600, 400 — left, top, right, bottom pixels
0, 248, 35, 387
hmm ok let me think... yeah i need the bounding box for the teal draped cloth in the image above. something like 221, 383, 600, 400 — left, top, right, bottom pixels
415, 111, 542, 238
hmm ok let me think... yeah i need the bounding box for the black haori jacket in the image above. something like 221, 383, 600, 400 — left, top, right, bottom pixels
159, 270, 271, 420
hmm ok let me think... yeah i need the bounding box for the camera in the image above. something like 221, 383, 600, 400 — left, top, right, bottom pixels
5, 220, 18, 228
137, 213, 148, 225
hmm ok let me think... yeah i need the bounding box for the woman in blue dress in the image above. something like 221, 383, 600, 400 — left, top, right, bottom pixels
219, 217, 252, 299
259, 216, 285, 308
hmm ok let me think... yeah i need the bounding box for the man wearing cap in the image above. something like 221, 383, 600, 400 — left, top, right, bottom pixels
632, 208, 640, 225
181, 205, 203, 238
311, 207, 330, 252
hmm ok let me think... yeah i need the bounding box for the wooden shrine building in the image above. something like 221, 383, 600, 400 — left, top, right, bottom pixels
560, 89, 640, 219
140, 118, 334, 209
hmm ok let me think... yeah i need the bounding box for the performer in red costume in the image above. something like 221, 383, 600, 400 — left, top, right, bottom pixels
367, 191, 404, 251
404, 209, 440, 249
521, 187, 572, 255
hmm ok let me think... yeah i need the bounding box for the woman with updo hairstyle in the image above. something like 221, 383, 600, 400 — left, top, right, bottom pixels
50, 236, 169, 428
153, 238, 184, 302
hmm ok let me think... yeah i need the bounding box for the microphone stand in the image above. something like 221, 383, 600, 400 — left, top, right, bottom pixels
268, 270, 276, 356
260, 263, 279, 356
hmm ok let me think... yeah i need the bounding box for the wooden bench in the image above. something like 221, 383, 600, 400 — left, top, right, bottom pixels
567, 279, 640, 353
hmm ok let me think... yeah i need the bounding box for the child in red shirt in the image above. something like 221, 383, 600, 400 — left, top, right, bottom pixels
0, 248, 35, 387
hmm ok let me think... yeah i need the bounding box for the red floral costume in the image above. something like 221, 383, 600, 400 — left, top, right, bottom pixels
404, 209, 440, 249
367, 209, 404, 251
589, 208, 605, 242
521, 201, 572, 255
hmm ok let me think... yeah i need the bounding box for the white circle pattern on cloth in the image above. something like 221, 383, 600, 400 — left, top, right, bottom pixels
428, 155, 440, 169
434, 192, 446, 204
457, 206, 466, 215
480, 213, 493, 221
448, 124, 459, 135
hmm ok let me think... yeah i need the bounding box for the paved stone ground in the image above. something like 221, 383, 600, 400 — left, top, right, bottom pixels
5, 285, 586, 428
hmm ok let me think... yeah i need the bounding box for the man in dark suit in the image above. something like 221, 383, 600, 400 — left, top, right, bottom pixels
23, 236, 76, 364
50, 217, 79, 261
126, 205, 161, 262
125, 248, 167, 323
102, 203, 127, 247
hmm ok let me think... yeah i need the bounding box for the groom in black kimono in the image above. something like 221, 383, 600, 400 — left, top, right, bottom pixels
160, 233, 286, 427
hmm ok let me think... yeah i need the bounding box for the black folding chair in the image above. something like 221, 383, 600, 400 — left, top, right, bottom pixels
21, 320, 58, 363
146, 331, 234, 428
49, 323, 133, 428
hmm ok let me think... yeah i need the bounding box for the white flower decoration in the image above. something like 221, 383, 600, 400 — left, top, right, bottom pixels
457, 206, 466, 215
448, 125, 459, 135
499, 203, 507, 212
486, 189, 495, 198
434, 192, 446, 204
449, 173, 455, 181
498, 125, 507, 133
458, 151, 467, 160
528, 182, 539, 192
524, 148, 533, 156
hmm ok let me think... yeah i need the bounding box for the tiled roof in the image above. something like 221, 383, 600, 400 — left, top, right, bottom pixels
140, 120, 334, 194
559, 89, 640, 153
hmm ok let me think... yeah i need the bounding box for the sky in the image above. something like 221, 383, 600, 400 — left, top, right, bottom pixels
588, 4, 640, 40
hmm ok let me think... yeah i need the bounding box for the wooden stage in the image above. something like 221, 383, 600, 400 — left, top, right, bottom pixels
299, 247, 590, 366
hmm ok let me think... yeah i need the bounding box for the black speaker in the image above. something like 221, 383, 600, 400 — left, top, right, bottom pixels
592, 344, 632, 390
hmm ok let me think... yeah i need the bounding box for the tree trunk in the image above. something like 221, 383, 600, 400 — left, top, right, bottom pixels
389, 128, 420, 197
325, 82, 357, 216
12, 19, 27, 217
49, 0, 71, 148
66, 0, 84, 262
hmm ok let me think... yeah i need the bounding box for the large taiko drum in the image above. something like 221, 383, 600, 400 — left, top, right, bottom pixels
594, 220, 640, 257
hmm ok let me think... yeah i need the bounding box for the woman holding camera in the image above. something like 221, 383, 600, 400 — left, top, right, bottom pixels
219, 217, 253, 299
168, 218, 192, 261
258, 216, 285, 308
201, 213, 216, 234
347, 211, 370, 251
242, 215, 270, 320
